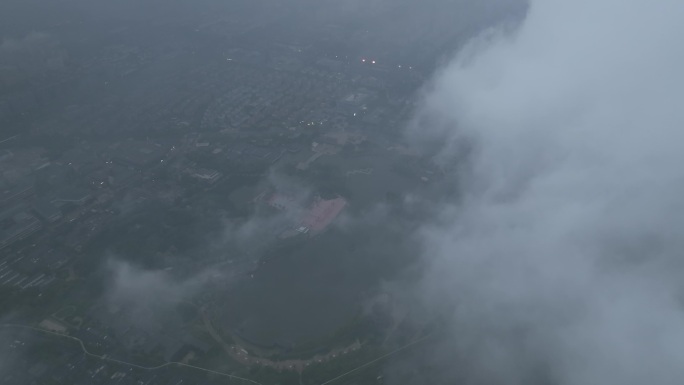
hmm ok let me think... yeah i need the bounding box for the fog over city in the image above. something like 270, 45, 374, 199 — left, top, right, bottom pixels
406, 0, 684, 384
1, 0, 682, 384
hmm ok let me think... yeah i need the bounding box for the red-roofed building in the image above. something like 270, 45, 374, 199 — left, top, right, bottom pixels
300, 197, 347, 234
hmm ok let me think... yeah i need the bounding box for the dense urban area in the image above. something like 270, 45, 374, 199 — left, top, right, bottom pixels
0, 1, 522, 384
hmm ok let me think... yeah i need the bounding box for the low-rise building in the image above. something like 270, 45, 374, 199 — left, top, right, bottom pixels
0, 205, 42, 249
190, 168, 222, 184
0, 178, 35, 206
33, 199, 63, 223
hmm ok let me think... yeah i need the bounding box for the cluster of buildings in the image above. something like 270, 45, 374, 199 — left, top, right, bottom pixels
199, 62, 352, 135
0, 7, 430, 381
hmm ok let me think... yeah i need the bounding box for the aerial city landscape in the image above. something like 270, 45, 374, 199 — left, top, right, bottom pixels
0, 1, 522, 384
7, 1, 680, 385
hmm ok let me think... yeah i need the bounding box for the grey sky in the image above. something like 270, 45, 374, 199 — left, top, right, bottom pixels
410, 0, 684, 384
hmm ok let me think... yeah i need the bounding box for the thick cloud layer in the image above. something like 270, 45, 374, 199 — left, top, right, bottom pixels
411, 0, 684, 384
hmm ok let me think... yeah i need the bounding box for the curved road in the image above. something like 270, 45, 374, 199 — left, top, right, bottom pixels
0, 323, 264, 385
0, 323, 433, 385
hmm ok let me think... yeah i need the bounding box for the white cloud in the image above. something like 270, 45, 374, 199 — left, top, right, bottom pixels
103, 259, 210, 325
411, 0, 684, 384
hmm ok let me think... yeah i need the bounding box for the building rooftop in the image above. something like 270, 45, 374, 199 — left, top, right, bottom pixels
300, 197, 347, 234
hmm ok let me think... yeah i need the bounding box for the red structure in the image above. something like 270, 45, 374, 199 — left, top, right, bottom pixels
300, 197, 347, 234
